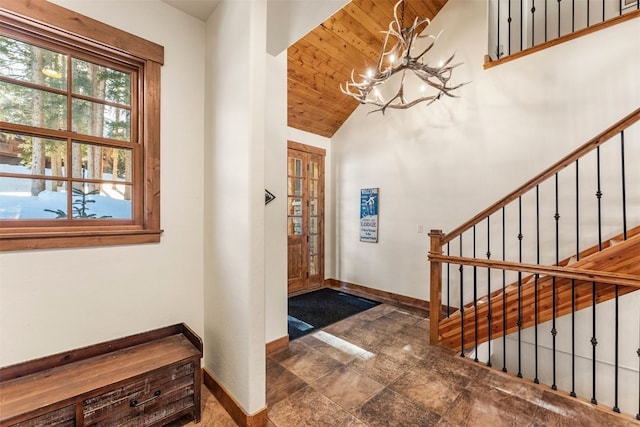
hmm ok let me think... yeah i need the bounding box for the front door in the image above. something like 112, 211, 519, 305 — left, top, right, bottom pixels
287, 142, 324, 295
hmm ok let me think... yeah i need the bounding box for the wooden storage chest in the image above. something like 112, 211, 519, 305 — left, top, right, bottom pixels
0, 323, 202, 426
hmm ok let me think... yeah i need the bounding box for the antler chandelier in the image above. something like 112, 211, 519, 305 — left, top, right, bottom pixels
341, 0, 465, 114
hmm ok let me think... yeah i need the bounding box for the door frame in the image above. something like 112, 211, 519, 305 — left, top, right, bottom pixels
287, 141, 325, 295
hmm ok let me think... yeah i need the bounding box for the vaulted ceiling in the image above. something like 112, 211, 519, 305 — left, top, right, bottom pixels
287, 0, 449, 138
163, 0, 450, 139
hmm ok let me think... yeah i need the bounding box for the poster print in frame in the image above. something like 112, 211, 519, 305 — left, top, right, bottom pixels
360, 188, 379, 242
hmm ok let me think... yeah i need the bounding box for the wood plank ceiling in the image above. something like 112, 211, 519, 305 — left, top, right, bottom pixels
287, 0, 449, 138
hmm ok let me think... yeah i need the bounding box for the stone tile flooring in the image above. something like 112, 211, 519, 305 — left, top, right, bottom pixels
180, 302, 640, 426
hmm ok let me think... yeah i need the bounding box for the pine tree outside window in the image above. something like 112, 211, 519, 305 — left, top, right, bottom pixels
0, 1, 163, 251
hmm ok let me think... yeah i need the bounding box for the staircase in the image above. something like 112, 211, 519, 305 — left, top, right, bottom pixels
428, 107, 640, 419
438, 226, 640, 350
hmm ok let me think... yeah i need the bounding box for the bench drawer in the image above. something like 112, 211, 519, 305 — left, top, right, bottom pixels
83, 363, 195, 426
7, 405, 75, 427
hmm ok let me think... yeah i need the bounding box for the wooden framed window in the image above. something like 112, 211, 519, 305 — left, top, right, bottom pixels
0, 0, 163, 251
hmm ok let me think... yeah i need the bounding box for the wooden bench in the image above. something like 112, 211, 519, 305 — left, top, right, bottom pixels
0, 323, 203, 426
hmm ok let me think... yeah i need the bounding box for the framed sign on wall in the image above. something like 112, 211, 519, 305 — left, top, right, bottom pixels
360, 188, 379, 243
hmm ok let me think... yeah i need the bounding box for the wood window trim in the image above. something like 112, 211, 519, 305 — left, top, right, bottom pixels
0, 0, 163, 251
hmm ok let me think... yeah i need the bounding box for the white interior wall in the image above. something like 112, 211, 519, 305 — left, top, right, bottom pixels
265, 51, 288, 344
490, 291, 640, 414
0, 0, 206, 366
204, 0, 267, 415
266, 0, 349, 56
331, 0, 640, 302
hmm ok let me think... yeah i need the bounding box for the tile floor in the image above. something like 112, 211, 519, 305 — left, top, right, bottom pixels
179, 302, 639, 426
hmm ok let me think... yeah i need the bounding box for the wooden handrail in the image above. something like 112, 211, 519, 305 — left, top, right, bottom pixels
441, 107, 640, 245
429, 254, 640, 288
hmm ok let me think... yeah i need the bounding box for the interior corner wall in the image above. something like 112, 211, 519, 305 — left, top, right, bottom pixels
0, 0, 206, 367
266, 0, 350, 56
204, 0, 267, 415
330, 0, 640, 302
287, 127, 335, 281
265, 51, 288, 344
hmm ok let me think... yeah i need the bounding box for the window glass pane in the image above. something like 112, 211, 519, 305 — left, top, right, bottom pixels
71, 142, 132, 183
0, 177, 67, 219
0, 132, 23, 159
310, 217, 318, 234
68, 183, 132, 219
104, 147, 131, 183
0, 81, 67, 129
72, 99, 131, 141
288, 197, 302, 216
288, 177, 302, 196
288, 217, 302, 236
309, 255, 318, 276
0, 35, 67, 90
72, 58, 131, 105
288, 157, 302, 177
310, 161, 318, 179
0, 133, 66, 178
309, 235, 318, 255
309, 179, 318, 198
309, 199, 317, 216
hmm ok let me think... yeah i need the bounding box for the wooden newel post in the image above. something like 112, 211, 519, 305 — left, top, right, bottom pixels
428, 229, 444, 344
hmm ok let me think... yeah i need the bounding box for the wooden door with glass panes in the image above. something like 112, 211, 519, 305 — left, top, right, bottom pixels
287, 143, 324, 295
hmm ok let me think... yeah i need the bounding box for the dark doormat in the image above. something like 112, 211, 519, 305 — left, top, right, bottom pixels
288, 288, 381, 340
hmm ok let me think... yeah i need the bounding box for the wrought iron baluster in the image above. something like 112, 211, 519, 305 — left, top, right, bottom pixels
570, 278, 576, 397
508, 0, 513, 55
545, 0, 549, 41
517, 196, 523, 378
592, 146, 601, 404
602, 0, 605, 21
591, 280, 598, 404
487, 216, 492, 368
534, 185, 540, 384
520, 0, 524, 52
497, 0, 502, 58
552, 172, 559, 390
587, 0, 590, 26
460, 235, 465, 357
447, 242, 451, 317
557, 0, 562, 38
576, 159, 580, 260
597, 146, 603, 251
571, 159, 579, 398
637, 344, 640, 420
621, 131, 627, 240
473, 225, 479, 362
531, 0, 536, 47
572, 0, 576, 31
613, 284, 620, 413
502, 207, 507, 372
